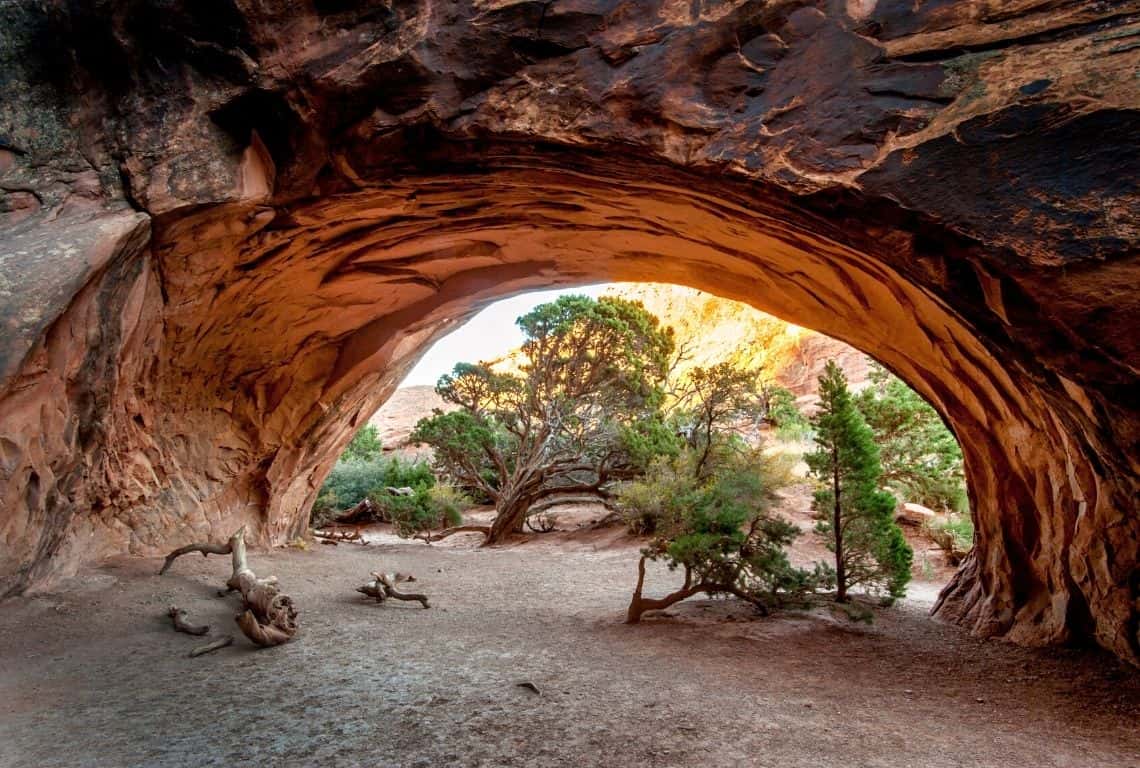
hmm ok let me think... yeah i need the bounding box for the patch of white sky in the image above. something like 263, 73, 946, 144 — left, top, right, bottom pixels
400, 283, 611, 387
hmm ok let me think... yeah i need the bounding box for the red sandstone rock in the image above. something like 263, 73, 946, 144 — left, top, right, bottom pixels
0, 1, 1136, 664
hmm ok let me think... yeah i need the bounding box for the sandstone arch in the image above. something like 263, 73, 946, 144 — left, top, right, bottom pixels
0, 2, 1136, 664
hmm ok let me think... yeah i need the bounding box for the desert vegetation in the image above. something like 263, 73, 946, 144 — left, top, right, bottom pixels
312, 425, 465, 536
312, 292, 976, 621
807, 362, 912, 603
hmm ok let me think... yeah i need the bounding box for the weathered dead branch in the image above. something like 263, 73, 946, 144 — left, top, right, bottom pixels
160, 527, 298, 647
159, 542, 234, 576
356, 571, 430, 608
167, 605, 209, 636
313, 527, 366, 544
587, 510, 623, 530
414, 524, 491, 544
189, 635, 233, 657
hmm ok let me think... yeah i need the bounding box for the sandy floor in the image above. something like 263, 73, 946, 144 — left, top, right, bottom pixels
1, 516, 1138, 768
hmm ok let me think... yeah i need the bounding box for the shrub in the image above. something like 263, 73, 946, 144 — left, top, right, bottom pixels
620, 448, 830, 621
381, 485, 469, 536
314, 451, 451, 528
764, 385, 812, 441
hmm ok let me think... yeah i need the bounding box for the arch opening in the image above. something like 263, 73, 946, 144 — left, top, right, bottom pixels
1, 149, 1133, 663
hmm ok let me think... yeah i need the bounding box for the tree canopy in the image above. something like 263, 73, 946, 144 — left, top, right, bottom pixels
412, 295, 676, 544
854, 363, 966, 513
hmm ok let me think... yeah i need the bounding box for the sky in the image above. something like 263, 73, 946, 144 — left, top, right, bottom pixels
400, 284, 610, 387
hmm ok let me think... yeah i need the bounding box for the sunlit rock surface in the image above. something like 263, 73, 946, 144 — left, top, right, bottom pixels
605, 283, 872, 397
0, 1, 1136, 663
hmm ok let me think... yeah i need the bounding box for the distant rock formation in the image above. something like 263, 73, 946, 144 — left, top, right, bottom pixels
604, 284, 871, 398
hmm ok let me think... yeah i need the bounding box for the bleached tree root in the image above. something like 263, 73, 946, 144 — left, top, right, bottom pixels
167, 606, 209, 636
160, 527, 298, 647
414, 525, 491, 544
356, 572, 430, 608
189, 635, 233, 657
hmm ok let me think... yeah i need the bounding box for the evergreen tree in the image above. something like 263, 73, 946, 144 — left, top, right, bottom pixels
806, 361, 912, 602
854, 363, 966, 513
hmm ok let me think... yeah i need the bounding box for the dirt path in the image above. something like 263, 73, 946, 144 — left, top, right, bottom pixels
1, 528, 1137, 768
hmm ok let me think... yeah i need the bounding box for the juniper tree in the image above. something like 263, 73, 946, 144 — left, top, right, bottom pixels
806, 361, 912, 602
411, 295, 675, 544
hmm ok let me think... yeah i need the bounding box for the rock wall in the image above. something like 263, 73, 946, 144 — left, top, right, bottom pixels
603, 283, 872, 397
0, 1, 1136, 663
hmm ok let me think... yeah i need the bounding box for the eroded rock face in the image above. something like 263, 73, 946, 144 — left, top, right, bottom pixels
0, 1, 1137, 663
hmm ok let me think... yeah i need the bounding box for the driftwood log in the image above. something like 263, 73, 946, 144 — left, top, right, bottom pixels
160, 527, 298, 647
167, 605, 209, 636
356, 571, 430, 609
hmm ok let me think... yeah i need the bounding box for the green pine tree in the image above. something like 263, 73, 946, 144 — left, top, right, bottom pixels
806, 361, 912, 602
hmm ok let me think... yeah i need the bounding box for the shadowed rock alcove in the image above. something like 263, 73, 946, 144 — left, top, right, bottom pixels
0, 1, 1136, 664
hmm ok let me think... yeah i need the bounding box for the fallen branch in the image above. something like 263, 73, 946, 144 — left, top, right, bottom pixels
161, 527, 298, 647
525, 510, 558, 533
167, 605, 209, 636
314, 528, 366, 544
356, 571, 430, 609
189, 635, 233, 657
414, 524, 491, 544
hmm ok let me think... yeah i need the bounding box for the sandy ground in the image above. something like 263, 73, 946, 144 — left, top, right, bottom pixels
1, 510, 1138, 768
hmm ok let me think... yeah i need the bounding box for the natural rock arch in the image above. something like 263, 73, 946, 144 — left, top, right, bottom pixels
0, 2, 1136, 664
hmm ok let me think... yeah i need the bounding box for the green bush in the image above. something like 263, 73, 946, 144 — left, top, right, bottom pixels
620, 448, 831, 619
380, 485, 469, 537
313, 456, 442, 528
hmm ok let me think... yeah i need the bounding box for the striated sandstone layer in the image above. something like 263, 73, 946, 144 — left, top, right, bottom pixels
0, 2, 1137, 663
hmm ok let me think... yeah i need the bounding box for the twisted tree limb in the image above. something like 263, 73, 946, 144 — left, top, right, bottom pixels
167, 605, 209, 636
356, 572, 430, 608
159, 542, 234, 576
160, 527, 298, 647
625, 556, 771, 623
414, 525, 491, 544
